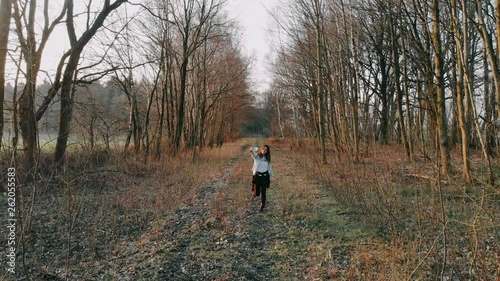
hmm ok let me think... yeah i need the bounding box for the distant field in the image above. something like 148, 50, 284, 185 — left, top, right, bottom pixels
1, 131, 127, 152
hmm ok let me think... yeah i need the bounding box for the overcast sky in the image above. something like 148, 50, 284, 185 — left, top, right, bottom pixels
226, 0, 281, 93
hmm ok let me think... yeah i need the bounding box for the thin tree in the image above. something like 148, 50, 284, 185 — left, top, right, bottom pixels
0, 0, 13, 150
11, 0, 67, 175
474, 0, 500, 118
389, 0, 410, 159
450, 0, 472, 182
431, 0, 451, 175
313, 0, 327, 164
169, 0, 226, 155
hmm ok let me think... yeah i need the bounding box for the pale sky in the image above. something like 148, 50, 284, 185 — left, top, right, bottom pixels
226, 0, 281, 93
7, 0, 282, 93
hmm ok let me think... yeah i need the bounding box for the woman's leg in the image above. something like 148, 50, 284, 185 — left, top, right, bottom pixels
259, 175, 270, 211
254, 177, 265, 211
260, 185, 266, 211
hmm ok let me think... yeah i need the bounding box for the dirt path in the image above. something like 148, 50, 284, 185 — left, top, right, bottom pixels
101, 144, 371, 280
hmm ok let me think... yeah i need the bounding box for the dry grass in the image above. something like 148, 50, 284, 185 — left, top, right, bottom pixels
209, 157, 250, 232
2, 138, 497, 280
0, 141, 246, 280
291, 140, 499, 280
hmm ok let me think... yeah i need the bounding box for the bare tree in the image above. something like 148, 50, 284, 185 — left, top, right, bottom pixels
168, 0, 227, 155
11, 0, 66, 175
54, 0, 128, 166
431, 0, 451, 175
450, 0, 472, 181
389, 0, 410, 159
96, 7, 149, 156
474, 0, 500, 119
0, 0, 12, 150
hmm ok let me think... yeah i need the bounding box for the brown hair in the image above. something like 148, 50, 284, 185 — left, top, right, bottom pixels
258, 144, 271, 163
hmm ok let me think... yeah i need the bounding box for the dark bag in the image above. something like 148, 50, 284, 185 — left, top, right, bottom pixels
251, 175, 256, 196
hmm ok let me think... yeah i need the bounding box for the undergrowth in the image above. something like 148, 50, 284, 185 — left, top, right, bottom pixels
1, 138, 497, 280
0, 141, 245, 280
290, 138, 499, 280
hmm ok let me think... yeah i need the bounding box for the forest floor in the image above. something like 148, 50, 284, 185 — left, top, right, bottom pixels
1, 139, 377, 280
1, 138, 498, 280
96, 142, 372, 281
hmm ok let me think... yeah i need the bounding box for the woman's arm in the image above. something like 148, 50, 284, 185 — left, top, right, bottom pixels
249, 146, 258, 158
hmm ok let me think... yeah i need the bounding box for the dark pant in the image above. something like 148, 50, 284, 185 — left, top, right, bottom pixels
252, 173, 270, 210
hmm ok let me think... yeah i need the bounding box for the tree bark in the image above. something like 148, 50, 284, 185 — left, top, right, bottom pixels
11, 0, 67, 175
451, 0, 472, 182
496, 0, 500, 118
484, 45, 496, 157
432, 0, 451, 175
173, 38, 189, 154
475, 0, 500, 119
0, 0, 12, 150
401, 34, 414, 161
390, 6, 409, 159
315, 0, 327, 165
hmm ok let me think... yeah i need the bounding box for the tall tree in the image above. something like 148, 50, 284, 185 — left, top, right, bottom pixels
12, 0, 66, 174
475, 0, 500, 119
169, 0, 226, 155
0, 0, 12, 150
450, 0, 472, 182
55, 0, 128, 166
313, 0, 327, 164
431, 0, 451, 174
389, 0, 410, 159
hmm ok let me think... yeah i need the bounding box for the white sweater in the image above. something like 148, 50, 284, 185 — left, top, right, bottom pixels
250, 149, 274, 176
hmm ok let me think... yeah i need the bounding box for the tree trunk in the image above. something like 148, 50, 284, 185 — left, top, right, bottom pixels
476, 0, 500, 119
390, 10, 409, 159
0, 0, 12, 150
124, 103, 133, 153
11, 52, 22, 160
324, 43, 340, 152
346, 0, 360, 163
173, 37, 189, 155
55, 52, 80, 165
19, 75, 38, 175
17, 0, 39, 176
451, 0, 472, 182
131, 89, 142, 155
124, 82, 143, 156
483, 45, 496, 157
276, 95, 284, 138
144, 75, 158, 158
469, 76, 495, 186
156, 78, 167, 160
402, 34, 414, 161
417, 81, 427, 155
432, 0, 451, 175
496, 0, 500, 118
11, 0, 67, 174
315, 4, 327, 165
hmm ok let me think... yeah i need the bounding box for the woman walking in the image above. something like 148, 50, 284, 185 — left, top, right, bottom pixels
250, 144, 274, 212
